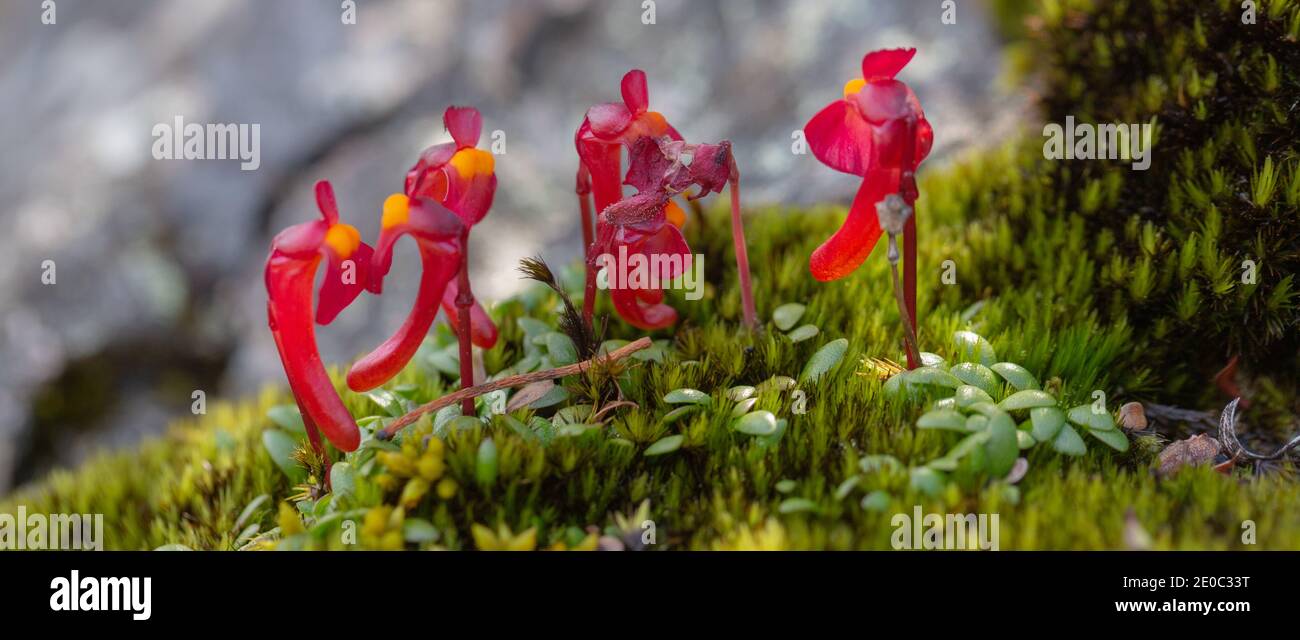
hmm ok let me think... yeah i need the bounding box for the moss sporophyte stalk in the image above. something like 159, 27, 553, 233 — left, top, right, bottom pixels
13, 0, 1300, 551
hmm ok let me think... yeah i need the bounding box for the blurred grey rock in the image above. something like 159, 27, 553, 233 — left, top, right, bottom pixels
0, 0, 1021, 492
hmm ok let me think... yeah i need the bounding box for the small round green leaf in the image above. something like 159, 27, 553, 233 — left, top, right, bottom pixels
778, 497, 819, 514
735, 410, 778, 436
800, 338, 849, 384
905, 366, 962, 388
916, 409, 967, 431
860, 490, 891, 512
644, 434, 684, 456
329, 462, 355, 500
664, 388, 711, 406
726, 385, 755, 402
731, 397, 758, 417
661, 405, 702, 425
756, 376, 797, 392
955, 385, 994, 408
1067, 404, 1116, 431
1030, 406, 1066, 442
772, 303, 807, 331
966, 401, 1001, 418
544, 332, 578, 366
919, 352, 946, 368
953, 330, 996, 365
267, 405, 306, 434
984, 412, 1019, 478
261, 430, 304, 482
1087, 426, 1130, 452
860, 454, 902, 474
834, 476, 861, 501
999, 389, 1057, 411
990, 362, 1040, 390
1052, 424, 1087, 456
403, 518, 441, 544
950, 362, 1000, 396
909, 467, 946, 497
786, 324, 820, 343
1016, 430, 1035, 450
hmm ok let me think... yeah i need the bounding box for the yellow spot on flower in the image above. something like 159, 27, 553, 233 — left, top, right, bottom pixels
843, 78, 866, 98
381, 193, 410, 230
665, 199, 686, 228
323, 223, 361, 259
449, 148, 495, 178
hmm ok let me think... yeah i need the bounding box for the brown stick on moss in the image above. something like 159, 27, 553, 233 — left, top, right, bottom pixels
376, 337, 652, 440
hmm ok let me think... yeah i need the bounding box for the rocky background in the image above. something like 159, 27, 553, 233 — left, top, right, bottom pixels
0, 0, 1021, 493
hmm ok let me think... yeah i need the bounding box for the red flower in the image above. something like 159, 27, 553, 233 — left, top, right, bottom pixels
804, 48, 933, 282
576, 70, 683, 216
405, 106, 499, 350
345, 192, 465, 392
574, 70, 757, 329
266, 180, 378, 452
575, 71, 687, 326
587, 137, 735, 329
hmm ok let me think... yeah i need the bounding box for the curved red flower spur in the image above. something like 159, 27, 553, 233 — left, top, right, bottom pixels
344, 193, 466, 393
804, 48, 933, 366
266, 180, 378, 453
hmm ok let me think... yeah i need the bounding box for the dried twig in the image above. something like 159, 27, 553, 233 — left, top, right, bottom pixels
375, 337, 651, 440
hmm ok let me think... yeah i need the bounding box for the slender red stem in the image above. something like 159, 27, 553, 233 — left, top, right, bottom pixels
455, 229, 476, 415
888, 245, 921, 369
729, 175, 757, 330
577, 166, 594, 253
902, 215, 918, 369
577, 166, 597, 325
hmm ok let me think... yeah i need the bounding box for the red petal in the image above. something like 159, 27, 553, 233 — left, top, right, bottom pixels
315, 180, 339, 225
442, 171, 497, 227
809, 170, 895, 281
270, 220, 326, 259
861, 48, 916, 80
587, 103, 634, 139
805, 100, 874, 176
405, 142, 457, 199
611, 285, 677, 330
854, 79, 913, 124
441, 278, 500, 349
915, 116, 934, 165
635, 224, 692, 282
316, 241, 374, 325
621, 70, 649, 114
444, 106, 482, 148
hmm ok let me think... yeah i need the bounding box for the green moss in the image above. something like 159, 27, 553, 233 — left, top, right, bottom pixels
5, 0, 1299, 551
6, 193, 1299, 550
